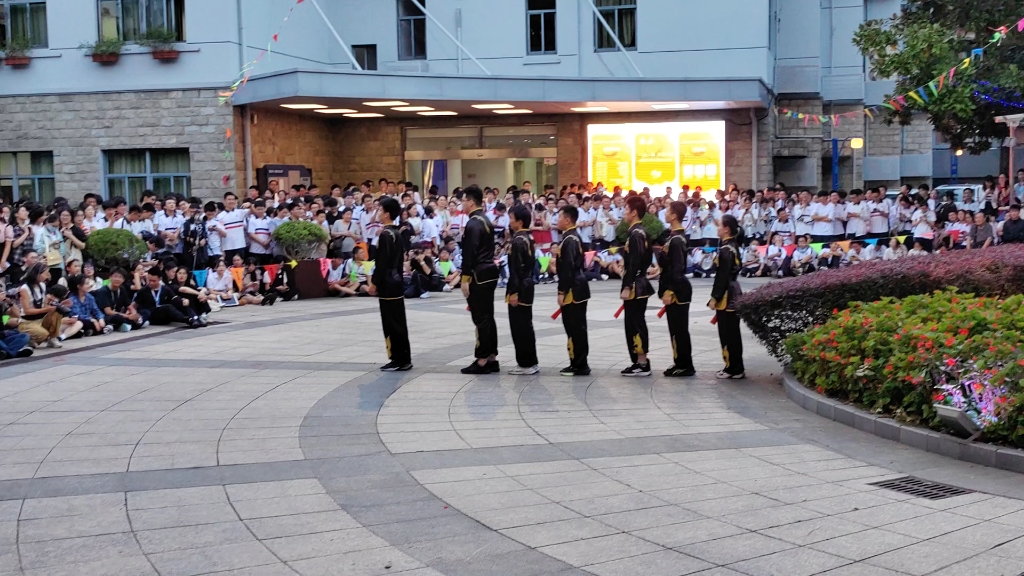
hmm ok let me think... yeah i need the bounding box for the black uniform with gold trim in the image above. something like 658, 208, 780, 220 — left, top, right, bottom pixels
461, 208, 500, 361
557, 227, 590, 374
709, 237, 744, 376
621, 222, 655, 367
506, 230, 537, 369
658, 228, 695, 375
372, 225, 411, 368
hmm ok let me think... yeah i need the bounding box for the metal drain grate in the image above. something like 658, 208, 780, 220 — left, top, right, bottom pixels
869, 476, 973, 500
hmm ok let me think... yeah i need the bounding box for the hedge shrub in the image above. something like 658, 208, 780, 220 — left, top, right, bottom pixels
272, 221, 328, 260
85, 228, 148, 271
738, 245, 1024, 358
615, 213, 665, 244
785, 289, 1024, 446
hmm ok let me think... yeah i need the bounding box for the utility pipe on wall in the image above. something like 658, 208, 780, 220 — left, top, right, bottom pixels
751, 108, 759, 190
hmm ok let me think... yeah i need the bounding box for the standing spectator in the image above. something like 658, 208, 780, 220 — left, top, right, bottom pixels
58, 209, 86, 266
34, 213, 65, 285
246, 200, 273, 265
218, 192, 250, 264
331, 208, 362, 257
911, 196, 936, 252
154, 198, 185, 262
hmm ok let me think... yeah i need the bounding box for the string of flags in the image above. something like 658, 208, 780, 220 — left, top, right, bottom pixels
217, 0, 306, 187
777, 15, 1024, 126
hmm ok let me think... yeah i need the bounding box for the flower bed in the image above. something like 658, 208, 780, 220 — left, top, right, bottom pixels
785, 289, 1024, 446
737, 245, 1024, 358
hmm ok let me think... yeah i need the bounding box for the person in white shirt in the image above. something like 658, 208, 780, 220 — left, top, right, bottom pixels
490, 203, 510, 248
810, 191, 835, 244
792, 193, 815, 238
246, 200, 274, 264
907, 240, 928, 257
882, 237, 907, 260
784, 235, 816, 276
217, 192, 250, 264
740, 240, 765, 277
830, 191, 847, 239
331, 208, 363, 256
844, 190, 869, 240
844, 241, 874, 265
767, 208, 796, 245
910, 196, 936, 252
419, 206, 440, 251
957, 188, 981, 213
763, 235, 786, 277
201, 202, 226, 268
866, 188, 890, 239
577, 197, 595, 249
153, 198, 185, 259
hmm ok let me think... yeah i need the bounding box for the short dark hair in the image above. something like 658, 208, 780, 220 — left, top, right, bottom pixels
253, 200, 266, 208
625, 196, 646, 217
110, 267, 128, 279
463, 185, 484, 206
379, 197, 401, 220
560, 205, 579, 224
223, 192, 237, 200
204, 201, 218, 213
668, 201, 688, 223
147, 268, 163, 278
510, 204, 531, 227
148, 236, 166, 249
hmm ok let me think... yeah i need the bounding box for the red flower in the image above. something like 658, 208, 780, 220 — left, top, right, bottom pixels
945, 337, 955, 347
885, 364, 893, 372
1018, 360, 1024, 367
895, 334, 901, 340
833, 308, 839, 314
959, 329, 969, 336
946, 358, 956, 367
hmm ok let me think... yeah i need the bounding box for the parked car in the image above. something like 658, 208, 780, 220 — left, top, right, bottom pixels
884, 184, 982, 204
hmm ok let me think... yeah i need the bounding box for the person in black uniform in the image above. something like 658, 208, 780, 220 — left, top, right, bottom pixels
659, 201, 696, 377
369, 197, 412, 372
709, 214, 745, 379
556, 206, 591, 377
620, 196, 655, 377
134, 268, 204, 328
506, 203, 538, 375
459, 185, 501, 375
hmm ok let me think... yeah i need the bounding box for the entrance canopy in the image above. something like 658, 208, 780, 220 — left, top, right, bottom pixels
232, 69, 770, 117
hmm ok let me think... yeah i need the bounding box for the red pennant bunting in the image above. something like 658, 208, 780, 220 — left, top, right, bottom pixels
1018, 17, 1024, 32
272, 33, 279, 42
263, 264, 279, 285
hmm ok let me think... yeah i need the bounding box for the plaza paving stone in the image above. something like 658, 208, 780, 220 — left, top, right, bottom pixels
2, 279, 1024, 575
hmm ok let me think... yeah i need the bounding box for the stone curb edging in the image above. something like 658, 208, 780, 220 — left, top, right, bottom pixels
782, 369, 1024, 475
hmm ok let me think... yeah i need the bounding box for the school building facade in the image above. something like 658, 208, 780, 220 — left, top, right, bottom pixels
0, 0, 1012, 205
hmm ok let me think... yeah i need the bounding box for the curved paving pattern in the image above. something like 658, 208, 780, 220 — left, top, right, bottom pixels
4, 282, 1024, 576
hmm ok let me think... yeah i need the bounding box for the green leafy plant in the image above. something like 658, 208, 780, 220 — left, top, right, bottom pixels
853, 1, 1024, 154
786, 289, 1024, 446
80, 37, 125, 55
137, 27, 178, 50
85, 228, 148, 272
272, 221, 328, 260
2, 36, 33, 58
615, 213, 665, 244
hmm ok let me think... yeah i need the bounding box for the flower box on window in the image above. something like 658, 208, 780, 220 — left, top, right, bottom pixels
151, 49, 180, 61
91, 53, 119, 64
2, 37, 32, 68
81, 38, 125, 66
4, 56, 31, 68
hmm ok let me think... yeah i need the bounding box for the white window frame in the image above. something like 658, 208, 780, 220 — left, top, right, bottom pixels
526, 0, 556, 55
594, 0, 636, 52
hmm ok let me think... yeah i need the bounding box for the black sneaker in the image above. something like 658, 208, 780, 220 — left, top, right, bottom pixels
621, 363, 652, 377
559, 365, 576, 376
574, 366, 592, 376
461, 361, 492, 375
16, 347, 34, 358
487, 361, 501, 373
380, 361, 400, 372
664, 366, 696, 378
0, 350, 8, 361
188, 317, 202, 329
394, 362, 413, 372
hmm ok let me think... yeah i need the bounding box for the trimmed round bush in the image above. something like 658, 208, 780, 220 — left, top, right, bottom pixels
85, 228, 148, 271
272, 220, 328, 260
737, 245, 1024, 358
786, 289, 1024, 446
615, 213, 665, 244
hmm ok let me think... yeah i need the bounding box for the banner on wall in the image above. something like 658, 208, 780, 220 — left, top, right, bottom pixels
587, 121, 726, 194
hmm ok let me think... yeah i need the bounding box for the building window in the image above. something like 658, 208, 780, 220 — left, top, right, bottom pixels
353, 44, 377, 71
0, 1, 49, 48
526, 0, 556, 55
105, 149, 190, 203
594, 0, 636, 51
98, 0, 184, 43
397, 0, 426, 61
0, 152, 54, 205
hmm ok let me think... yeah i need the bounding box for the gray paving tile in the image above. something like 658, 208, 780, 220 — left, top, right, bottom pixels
930, 521, 1024, 551
680, 532, 795, 565
288, 547, 423, 576
262, 528, 388, 561
759, 516, 871, 546
539, 533, 662, 566
134, 521, 254, 553
633, 518, 747, 548
473, 502, 580, 530
816, 565, 909, 576
585, 549, 713, 576
20, 532, 143, 569
810, 529, 919, 561
882, 511, 980, 540
865, 541, 971, 575
501, 517, 619, 548
594, 505, 700, 532
927, 554, 1024, 576
728, 547, 851, 576
21, 555, 157, 576
243, 510, 361, 539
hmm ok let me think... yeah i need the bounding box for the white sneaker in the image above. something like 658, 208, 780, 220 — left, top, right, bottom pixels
102, 325, 114, 335
199, 313, 209, 322
600, 274, 610, 281
419, 292, 431, 299
46, 338, 62, 349
141, 321, 150, 328
715, 370, 745, 380
508, 365, 540, 375
442, 284, 452, 292
118, 324, 132, 333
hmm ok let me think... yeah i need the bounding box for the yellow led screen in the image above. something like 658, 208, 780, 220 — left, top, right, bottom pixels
587, 121, 725, 194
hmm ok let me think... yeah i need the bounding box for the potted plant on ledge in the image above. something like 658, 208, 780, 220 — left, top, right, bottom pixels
82, 37, 125, 65
271, 221, 330, 299
139, 27, 180, 62
2, 37, 33, 68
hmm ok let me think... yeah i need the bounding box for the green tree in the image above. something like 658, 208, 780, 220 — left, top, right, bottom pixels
853, 1, 1024, 153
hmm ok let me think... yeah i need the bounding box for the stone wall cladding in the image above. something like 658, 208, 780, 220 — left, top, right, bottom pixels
0, 91, 235, 202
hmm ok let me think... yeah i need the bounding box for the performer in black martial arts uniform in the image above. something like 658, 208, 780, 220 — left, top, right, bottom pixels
459, 185, 500, 375
370, 197, 412, 372
619, 196, 655, 377
505, 203, 539, 375
709, 214, 745, 379
659, 201, 696, 377
555, 206, 591, 377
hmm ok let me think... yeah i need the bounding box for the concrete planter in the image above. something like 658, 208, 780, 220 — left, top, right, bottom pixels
782, 369, 1024, 475
933, 403, 981, 438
